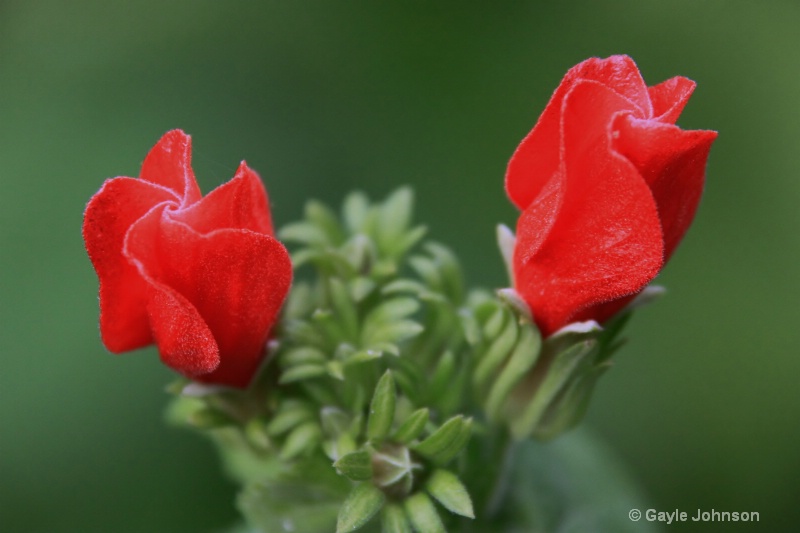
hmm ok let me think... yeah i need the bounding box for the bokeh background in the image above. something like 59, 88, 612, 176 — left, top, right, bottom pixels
2, 1, 798, 532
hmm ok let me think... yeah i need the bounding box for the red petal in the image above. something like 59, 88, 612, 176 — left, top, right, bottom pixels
647, 76, 696, 123
506, 55, 650, 211
82, 178, 176, 352
613, 115, 717, 260
125, 208, 292, 387
513, 81, 664, 336
172, 161, 274, 235
571, 55, 651, 116
140, 130, 202, 205
146, 282, 220, 376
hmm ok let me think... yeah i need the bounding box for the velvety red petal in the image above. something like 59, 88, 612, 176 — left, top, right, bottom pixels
125, 208, 292, 387
146, 282, 221, 376
140, 130, 202, 205
647, 76, 696, 123
506, 55, 649, 211
570, 55, 652, 116
513, 81, 664, 336
82, 177, 176, 353
171, 161, 274, 235
613, 115, 717, 260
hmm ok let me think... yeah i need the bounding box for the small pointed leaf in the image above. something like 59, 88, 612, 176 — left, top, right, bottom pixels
425, 469, 474, 518
404, 492, 445, 533
336, 483, 386, 533
381, 504, 413, 533
367, 371, 397, 441
280, 422, 322, 461
413, 415, 472, 464
393, 408, 429, 444
334, 449, 374, 481
279, 364, 328, 384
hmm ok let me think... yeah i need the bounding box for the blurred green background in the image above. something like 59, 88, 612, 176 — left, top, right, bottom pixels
2, 1, 798, 532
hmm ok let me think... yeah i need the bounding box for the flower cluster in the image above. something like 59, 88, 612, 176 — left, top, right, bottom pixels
82, 55, 716, 532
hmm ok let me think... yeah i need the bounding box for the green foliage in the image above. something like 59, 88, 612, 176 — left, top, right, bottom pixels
165, 189, 644, 532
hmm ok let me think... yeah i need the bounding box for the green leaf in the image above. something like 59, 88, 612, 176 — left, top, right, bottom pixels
266, 402, 314, 436
280, 346, 327, 366
280, 422, 322, 461
413, 415, 472, 465
382, 278, 428, 296
393, 408, 429, 444
381, 504, 413, 533
278, 221, 329, 246
425, 469, 474, 518
320, 406, 351, 437
362, 320, 424, 346
306, 199, 344, 244
333, 449, 374, 481
432, 417, 473, 465
342, 191, 370, 233
377, 187, 414, 253
392, 225, 428, 258
367, 370, 397, 441
409, 255, 443, 291
243, 418, 271, 451
404, 492, 445, 533
329, 277, 359, 342
365, 297, 421, 322
279, 363, 328, 384
336, 483, 386, 533
343, 349, 384, 366
350, 276, 377, 302
424, 242, 464, 304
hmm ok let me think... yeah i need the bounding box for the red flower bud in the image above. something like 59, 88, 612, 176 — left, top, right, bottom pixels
506, 55, 717, 336
83, 130, 292, 387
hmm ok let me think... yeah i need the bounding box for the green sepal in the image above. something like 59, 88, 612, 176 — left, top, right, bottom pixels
280, 421, 322, 461
510, 340, 598, 440
496, 224, 516, 284
381, 504, 413, 533
266, 401, 315, 437
404, 492, 445, 533
279, 363, 328, 384
393, 408, 429, 444
425, 469, 475, 519
485, 324, 541, 421
413, 415, 472, 465
473, 311, 518, 389
336, 483, 386, 533
367, 370, 397, 441
333, 449, 374, 481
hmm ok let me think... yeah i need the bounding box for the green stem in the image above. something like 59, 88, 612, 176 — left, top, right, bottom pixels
484, 430, 518, 519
